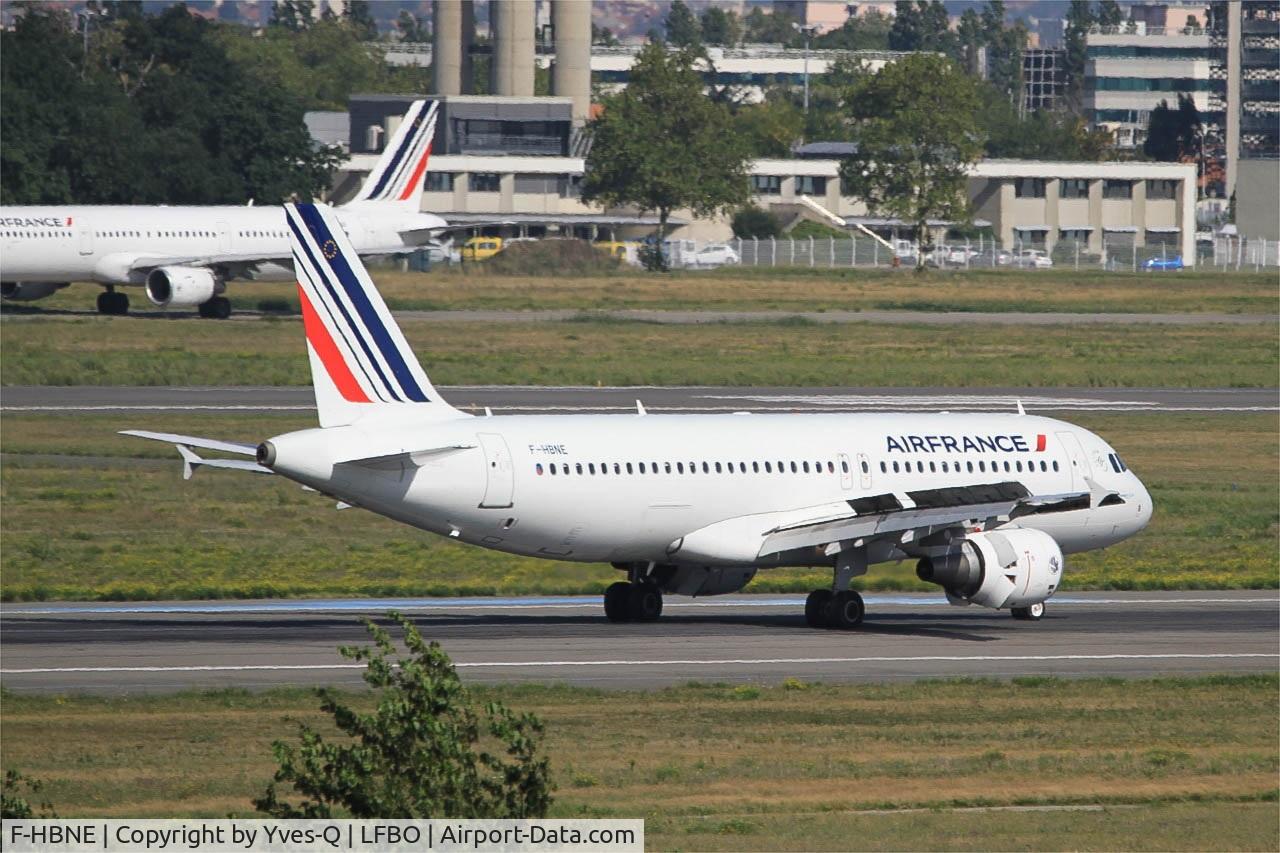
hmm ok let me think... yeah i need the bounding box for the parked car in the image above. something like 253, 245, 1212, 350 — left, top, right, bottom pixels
994, 249, 1014, 265
460, 236, 504, 261
684, 243, 741, 269
425, 242, 461, 265
892, 239, 918, 262
946, 246, 979, 264
1142, 255, 1185, 271
1013, 249, 1054, 269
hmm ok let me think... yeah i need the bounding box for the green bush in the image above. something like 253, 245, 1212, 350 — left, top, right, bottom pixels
731, 205, 782, 238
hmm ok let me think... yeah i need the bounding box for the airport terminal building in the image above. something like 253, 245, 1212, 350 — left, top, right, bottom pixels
323, 94, 1199, 263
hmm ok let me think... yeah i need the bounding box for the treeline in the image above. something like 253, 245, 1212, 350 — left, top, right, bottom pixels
0, 1, 425, 206
661, 0, 1115, 163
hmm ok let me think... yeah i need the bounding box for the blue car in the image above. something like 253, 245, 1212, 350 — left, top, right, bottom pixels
1142, 256, 1184, 271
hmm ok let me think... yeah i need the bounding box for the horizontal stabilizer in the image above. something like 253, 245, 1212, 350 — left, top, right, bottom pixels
120, 430, 258, 456
174, 445, 272, 480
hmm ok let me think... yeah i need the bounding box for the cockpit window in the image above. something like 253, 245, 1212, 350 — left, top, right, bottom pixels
1099, 493, 1126, 506
1108, 453, 1128, 474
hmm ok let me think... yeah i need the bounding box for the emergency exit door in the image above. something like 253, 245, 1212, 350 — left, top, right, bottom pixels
477, 433, 515, 508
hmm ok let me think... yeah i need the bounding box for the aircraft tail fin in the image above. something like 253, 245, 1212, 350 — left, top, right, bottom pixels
285, 202, 462, 428
343, 99, 439, 210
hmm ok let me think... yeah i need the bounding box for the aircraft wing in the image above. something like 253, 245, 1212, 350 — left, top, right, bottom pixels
119, 252, 293, 271
757, 482, 1090, 558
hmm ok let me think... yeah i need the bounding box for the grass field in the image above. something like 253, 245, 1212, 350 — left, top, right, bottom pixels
2, 315, 1277, 388
1, 412, 1275, 601
11, 266, 1279, 315
2, 675, 1277, 850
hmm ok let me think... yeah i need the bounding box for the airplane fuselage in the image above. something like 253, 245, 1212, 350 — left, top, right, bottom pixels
0, 204, 445, 285
264, 411, 1153, 567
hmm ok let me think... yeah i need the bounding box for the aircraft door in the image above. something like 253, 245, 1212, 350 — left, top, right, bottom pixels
78, 224, 93, 256
837, 453, 854, 490
477, 432, 515, 508
856, 452, 873, 490
1056, 431, 1091, 491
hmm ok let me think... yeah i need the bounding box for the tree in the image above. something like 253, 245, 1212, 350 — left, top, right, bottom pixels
1144, 94, 1201, 161
731, 205, 783, 238
1063, 0, 1094, 114
664, 0, 701, 48
255, 614, 552, 819
591, 23, 619, 47
838, 54, 984, 270
888, 0, 923, 50
700, 7, 741, 47
270, 0, 314, 33
2, 771, 57, 819
343, 0, 378, 41
981, 2, 1027, 103
583, 43, 750, 270
742, 7, 801, 46
816, 9, 892, 51
1095, 0, 1125, 29
396, 10, 429, 43
956, 9, 984, 74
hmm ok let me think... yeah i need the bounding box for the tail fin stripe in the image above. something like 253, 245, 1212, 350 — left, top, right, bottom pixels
380, 118, 431, 200
365, 101, 428, 201
288, 212, 401, 402
298, 286, 371, 403
296, 204, 429, 403
398, 141, 433, 201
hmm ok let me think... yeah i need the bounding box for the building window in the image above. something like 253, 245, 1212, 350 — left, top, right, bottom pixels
1014, 178, 1046, 198
751, 175, 782, 195
1147, 179, 1178, 200
1060, 178, 1090, 199
1059, 228, 1091, 242
1103, 180, 1133, 199
426, 172, 455, 192
471, 172, 501, 193
514, 173, 554, 194
795, 175, 826, 195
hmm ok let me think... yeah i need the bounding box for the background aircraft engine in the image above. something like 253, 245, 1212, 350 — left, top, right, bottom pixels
145, 266, 218, 308
653, 565, 757, 597
916, 528, 1063, 609
1, 281, 66, 301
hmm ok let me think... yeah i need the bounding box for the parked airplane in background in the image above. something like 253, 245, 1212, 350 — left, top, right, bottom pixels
0, 100, 445, 319
125, 202, 1153, 628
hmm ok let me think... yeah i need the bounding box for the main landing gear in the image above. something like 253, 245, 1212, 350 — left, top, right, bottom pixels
198, 296, 232, 319
603, 580, 663, 623
96, 288, 129, 316
805, 547, 868, 630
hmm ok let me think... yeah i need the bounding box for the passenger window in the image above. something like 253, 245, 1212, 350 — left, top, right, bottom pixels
880, 462, 887, 473
753, 462, 760, 473
941, 461, 949, 472
677, 462, 684, 473
765, 461, 773, 473
861, 460, 869, 474
841, 460, 850, 474
1016, 461, 1023, 472
828, 461, 835, 473
588, 463, 596, 474
536, 463, 544, 475
892, 461, 899, 473
715, 462, 722, 473
1053, 460, 1060, 471
665, 462, 672, 473
802, 461, 810, 473
929, 461, 936, 473
576, 463, 583, 474
978, 461, 986, 472
966, 461, 974, 473
626, 463, 634, 474
701, 461, 709, 473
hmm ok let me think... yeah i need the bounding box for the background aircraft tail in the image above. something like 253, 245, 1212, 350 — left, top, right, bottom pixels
342, 99, 438, 211
285, 202, 461, 428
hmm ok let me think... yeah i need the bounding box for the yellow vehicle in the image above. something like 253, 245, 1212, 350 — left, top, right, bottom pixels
461, 236, 504, 261
595, 240, 641, 266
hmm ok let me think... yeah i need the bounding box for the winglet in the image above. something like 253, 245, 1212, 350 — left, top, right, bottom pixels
1016, 399, 1026, 416
636, 399, 647, 416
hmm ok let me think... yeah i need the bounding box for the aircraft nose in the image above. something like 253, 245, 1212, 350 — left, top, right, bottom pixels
1134, 478, 1154, 530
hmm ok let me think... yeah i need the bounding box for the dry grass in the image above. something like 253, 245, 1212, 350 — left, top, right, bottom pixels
2, 314, 1276, 388
0, 412, 1275, 600
1, 675, 1276, 850
12, 266, 1279, 315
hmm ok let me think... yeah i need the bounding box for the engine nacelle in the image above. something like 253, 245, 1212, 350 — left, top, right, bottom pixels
650, 565, 757, 597
145, 266, 218, 308
916, 528, 1063, 610
1, 281, 67, 301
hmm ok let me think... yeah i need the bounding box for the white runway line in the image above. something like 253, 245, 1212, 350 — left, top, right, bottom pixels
4, 652, 1276, 675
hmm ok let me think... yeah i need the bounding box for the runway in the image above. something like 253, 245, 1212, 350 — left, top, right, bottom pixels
3, 385, 1276, 414
2, 592, 1275, 693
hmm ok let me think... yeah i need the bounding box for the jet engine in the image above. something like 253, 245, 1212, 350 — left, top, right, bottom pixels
145, 266, 218, 308
1, 281, 67, 301
915, 528, 1063, 610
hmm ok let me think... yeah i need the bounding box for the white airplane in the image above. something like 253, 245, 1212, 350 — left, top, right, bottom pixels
0, 100, 446, 319
124, 202, 1154, 627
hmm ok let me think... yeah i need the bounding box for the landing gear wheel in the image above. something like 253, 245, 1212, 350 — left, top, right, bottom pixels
627, 582, 663, 622
199, 296, 232, 319
826, 590, 865, 630
604, 582, 631, 623
96, 291, 129, 315
805, 589, 833, 628
1011, 602, 1046, 621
